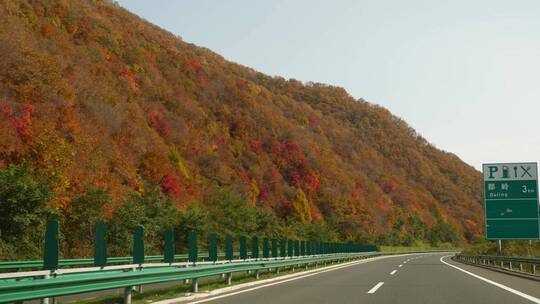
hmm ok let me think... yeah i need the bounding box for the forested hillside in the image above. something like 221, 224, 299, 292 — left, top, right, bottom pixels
0, 0, 483, 259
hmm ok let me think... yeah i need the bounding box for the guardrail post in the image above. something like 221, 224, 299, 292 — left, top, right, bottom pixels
255, 269, 260, 279
226, 272, 232, 285
520, 263, 523, 272
40, 273, 51, 304
533, 264, 536, 274
123, 286, 132, 304
192, 278, 198, 293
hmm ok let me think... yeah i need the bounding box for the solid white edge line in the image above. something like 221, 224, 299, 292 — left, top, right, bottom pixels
183, 256, 388, 304
390, 270, 397, 275
440, 255, 540, 304
398, 264, 403, 267
367, 282, 384, 294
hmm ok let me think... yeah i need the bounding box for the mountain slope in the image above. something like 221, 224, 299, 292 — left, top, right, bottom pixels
0, 0, 482, 257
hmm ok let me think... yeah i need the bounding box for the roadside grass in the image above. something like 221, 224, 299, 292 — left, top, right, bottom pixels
379, 241, 458, 253
462, 239, 540, 258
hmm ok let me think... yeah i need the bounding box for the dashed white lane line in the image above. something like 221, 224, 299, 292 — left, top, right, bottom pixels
180, 255, 398, 304
367, 282, 385, 294
390, 270, 397, 275
398, 264, 403, 268
440, 255, 540, 304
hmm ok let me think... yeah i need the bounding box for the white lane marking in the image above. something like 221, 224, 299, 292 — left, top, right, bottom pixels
185, 257, 386, 304
403, 261, 407, 264
367, 282, 385, 294
398, 264, 403, 268
440, 255, 540, 304
390, 270, 397, 275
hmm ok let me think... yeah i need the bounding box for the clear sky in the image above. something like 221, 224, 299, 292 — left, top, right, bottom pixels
117, 0, 540, 170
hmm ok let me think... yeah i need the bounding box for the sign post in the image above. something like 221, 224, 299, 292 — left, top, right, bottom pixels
483, 162, 540, 240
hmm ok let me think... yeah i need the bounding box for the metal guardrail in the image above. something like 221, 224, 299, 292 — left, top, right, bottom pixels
0, 252, 244, 271
0, 252, 378, 303
454, 254, 540, 277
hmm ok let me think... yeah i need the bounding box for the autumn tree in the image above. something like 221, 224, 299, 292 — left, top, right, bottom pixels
290, 188, 312, 223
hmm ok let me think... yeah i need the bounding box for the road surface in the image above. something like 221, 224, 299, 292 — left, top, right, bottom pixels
178, 253, 540, 304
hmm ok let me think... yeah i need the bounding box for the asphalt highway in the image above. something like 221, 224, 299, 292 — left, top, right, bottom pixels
179, 253, 540, 304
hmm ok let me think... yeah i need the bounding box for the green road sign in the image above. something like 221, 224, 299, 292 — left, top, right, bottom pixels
483, 162, 540, 240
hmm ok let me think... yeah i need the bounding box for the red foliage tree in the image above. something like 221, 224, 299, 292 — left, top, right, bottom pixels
198, 73, 208, 87
351, 180, 364, 199
160, 173, 182, 199
190, 59, 202, 72
4, 103, 35, 141
306, 172, 320, 193
148, 110, 171, 140
258, 185, 269, 202
381, 180, 397, 194
249, 140, 263, 155
119, 68, 141, 94
289, 170, 301, 187
284, 142, 305, 166
235, 166, 252, 186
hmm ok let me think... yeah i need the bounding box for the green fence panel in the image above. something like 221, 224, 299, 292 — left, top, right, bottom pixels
300, 240, 305, 256
94, 224, 107, 268
262, 238, 269, 258
271, 239, 277, 258
239, 236, 247, 260
133, 226, 145, 265
163, 228, 174, 264
208, 234, 218, 262
294, 240, 299, 256
225, 235, 233, 261
252, 236, 259, 259
280, 239, 286, 257
287, 240, 293, 257
188, 231, 198, 263
43, 220, 59, 271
